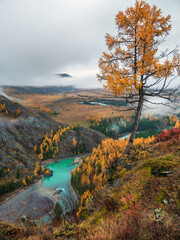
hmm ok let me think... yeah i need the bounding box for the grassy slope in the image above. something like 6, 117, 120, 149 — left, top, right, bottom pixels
0, 134, 179, 240
55, 137, 180, 240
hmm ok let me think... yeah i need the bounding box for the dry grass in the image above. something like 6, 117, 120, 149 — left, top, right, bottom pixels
71, 140, 180, 240
6, 89, 133, 126
53, 101, 131, 125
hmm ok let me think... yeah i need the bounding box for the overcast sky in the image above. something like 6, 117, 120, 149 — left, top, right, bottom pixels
0, 0, 179, 88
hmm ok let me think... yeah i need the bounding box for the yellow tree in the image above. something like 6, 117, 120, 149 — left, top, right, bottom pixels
98, 0, 180, 152
72, 137, 77, 147
16, 107, 21, 116
34, 145, 37, 152
35, 161, 39, 173
175, 119, 180, 129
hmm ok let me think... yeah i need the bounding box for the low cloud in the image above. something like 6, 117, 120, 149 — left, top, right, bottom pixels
0, 0, 179, 87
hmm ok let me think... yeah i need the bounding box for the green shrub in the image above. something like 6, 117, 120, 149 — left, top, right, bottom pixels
0, 168, 5, 178
140, 154, 177, 176
53, 202, 63, 222
16, 169, 20, 179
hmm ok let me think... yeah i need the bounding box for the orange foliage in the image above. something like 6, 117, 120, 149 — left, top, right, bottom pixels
72, 136, 155, 217
175, 119, 180, 129
16, 108, 21, 116
34, 145, 37, 152
86, 115, 90, 121
35, 125, 71, 160
0, 103, 6, 112
22, 179, 27, 186
72, 137, 77, 147
34, 161, 39, 177
98, 0, 179, 96
40, 106, 52, 113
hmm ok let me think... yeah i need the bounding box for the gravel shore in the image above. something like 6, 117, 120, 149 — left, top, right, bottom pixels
0, 180, 58, 224
0, 155, 83, 224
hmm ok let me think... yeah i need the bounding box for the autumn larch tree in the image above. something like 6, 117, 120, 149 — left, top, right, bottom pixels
98, 0, 180, 153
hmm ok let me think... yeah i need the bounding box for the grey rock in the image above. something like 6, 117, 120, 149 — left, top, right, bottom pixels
162, 199, 168, 205
16, 163, 26, 170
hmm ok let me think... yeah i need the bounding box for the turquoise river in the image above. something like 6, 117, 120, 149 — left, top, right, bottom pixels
42, 157, 76, 199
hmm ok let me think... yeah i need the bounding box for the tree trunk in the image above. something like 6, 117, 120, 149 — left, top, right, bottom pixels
129, 89, 144, 145
119, 88, 144, 166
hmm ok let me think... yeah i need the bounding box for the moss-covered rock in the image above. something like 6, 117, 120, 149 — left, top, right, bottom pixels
140, 154, 177, 176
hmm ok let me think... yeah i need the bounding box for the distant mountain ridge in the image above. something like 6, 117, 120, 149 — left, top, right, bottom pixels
2, 85, 76, 95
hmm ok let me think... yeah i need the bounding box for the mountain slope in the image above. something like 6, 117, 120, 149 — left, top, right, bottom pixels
0, 95, 106, 177
0, 95, 59, 173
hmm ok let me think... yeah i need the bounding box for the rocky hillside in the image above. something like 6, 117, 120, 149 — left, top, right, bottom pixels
0, 95, 106, 176
54, 127, 106, 159
0, 95, 59, 174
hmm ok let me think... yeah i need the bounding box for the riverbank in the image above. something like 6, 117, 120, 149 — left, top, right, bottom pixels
41, 152, 90, 166
0, 180, 59, 224
73, 153, 90, 164
0, 154, 86, 224
68, 180, 80, 203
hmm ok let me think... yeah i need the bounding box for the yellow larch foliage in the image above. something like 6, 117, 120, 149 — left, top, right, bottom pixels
175, 119, 180, 129
72, 137, 77, 147
86, 115, 90, 121
34, 168, 38, 177
34, 125, 70, 160
45, 169, 50, 174
35, 161, 39, 172
34, 145, 37, 152
72, 136, 155, 214
169, 114, 178, 124
16, 108, 21, 116
40, 106, 52, 113
22, 179, 27, 186
98, 0, 179, 96
0, 103, 6, 112
34, 161, 39, 177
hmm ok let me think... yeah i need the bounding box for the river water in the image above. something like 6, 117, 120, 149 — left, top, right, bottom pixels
41, 135, 129, 197
41, 157, 76, 201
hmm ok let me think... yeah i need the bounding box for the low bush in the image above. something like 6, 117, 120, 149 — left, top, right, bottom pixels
140, 154, 177, 175
156, 128, 180, 143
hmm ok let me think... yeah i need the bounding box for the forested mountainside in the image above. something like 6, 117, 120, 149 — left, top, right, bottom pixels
0, 95, 58, 172
0, 95, 106, 179
0, 127, 179, 239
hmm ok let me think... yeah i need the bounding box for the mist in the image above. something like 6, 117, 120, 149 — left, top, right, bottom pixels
0, 0, 179, 88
